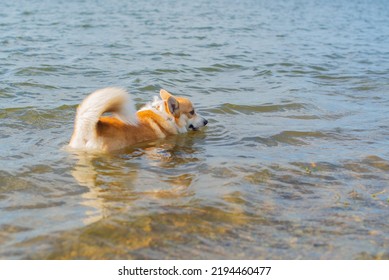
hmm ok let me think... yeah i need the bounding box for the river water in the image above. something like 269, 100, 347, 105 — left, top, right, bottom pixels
1, 0, 388, 259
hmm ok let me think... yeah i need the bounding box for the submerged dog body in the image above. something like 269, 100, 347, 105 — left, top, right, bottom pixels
69, 87, 207, 151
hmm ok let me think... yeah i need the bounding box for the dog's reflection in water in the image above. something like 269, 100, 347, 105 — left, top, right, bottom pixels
69, 134, 204, 224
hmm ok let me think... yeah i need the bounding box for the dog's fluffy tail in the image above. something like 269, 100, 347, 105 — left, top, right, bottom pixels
69, 87, 138, 149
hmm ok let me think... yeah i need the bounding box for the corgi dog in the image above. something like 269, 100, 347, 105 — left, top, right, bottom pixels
68, 87, 208, 152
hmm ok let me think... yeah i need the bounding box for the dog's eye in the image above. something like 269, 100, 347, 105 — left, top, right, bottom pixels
189, 110, 195, 115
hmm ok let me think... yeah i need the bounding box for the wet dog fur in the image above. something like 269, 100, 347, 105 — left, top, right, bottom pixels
69, 87, 208, 152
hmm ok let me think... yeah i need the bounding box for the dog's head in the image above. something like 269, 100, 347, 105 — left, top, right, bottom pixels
160, 89, 208, 132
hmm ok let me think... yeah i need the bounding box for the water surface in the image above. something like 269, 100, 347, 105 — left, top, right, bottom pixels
1, 0, 389, 259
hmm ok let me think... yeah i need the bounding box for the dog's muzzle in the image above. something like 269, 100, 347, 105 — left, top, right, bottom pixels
189, 119, 208, 131
188, 124, 196, 130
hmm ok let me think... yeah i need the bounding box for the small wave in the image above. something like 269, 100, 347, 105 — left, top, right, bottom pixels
313, 74, 356, 81
15, 66, 61, 76
208, 102, 306, 115
138, 84, 160, 92
161, 52, 191, 57
197, 63, 245, 73
153, 69, 182, 74
271, 131, 329, 146
204, 125, 239, 147
0, 88, 14, 98
12, 82, 58, 90
240, 131, 333, 147
0, 105, 76, 128
4, 201, 66, 211
361, 155, 389, 171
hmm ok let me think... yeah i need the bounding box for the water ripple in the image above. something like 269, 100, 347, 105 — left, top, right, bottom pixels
209, 102, 306, 115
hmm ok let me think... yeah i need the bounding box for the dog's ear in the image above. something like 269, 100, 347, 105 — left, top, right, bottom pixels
160, 89, 172, 100
167, 96, 180, 116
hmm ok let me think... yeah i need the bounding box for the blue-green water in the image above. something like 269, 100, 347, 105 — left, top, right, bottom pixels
1, 0, 389, 259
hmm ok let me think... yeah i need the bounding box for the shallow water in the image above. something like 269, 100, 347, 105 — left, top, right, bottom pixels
1, 0, 389, 259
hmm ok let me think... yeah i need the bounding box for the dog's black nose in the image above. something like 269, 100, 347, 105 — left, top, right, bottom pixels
203, 119, 208, 126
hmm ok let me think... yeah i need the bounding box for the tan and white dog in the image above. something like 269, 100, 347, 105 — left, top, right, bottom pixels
69, 87, 208, 152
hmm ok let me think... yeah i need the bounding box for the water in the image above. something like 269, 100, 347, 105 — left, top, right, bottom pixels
1, 0, 389, 259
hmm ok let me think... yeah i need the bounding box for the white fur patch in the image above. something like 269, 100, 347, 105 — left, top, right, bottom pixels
140, 96, 164, 111
140, 96, 171, 120
114, 94, 139, 126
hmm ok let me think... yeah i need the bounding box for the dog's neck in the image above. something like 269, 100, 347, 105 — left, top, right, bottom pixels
139, 96, 173, 121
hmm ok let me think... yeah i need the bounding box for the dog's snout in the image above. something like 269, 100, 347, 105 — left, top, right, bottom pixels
203, 119, 208, 126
